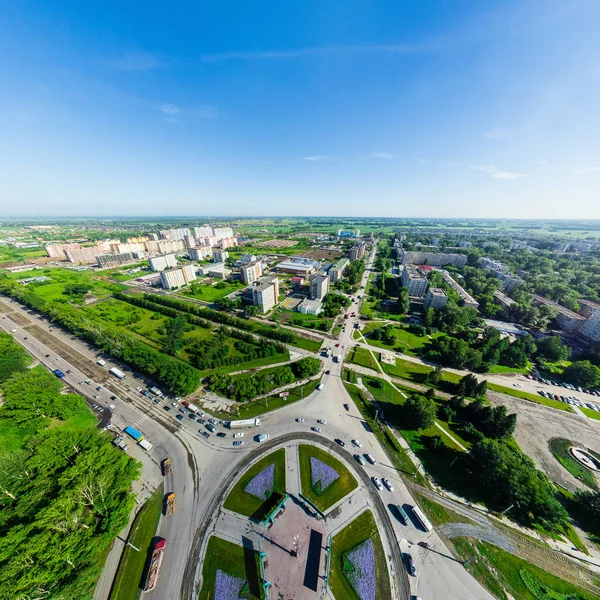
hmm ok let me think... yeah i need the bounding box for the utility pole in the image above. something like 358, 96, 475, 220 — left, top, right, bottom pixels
501, 503, 514, 516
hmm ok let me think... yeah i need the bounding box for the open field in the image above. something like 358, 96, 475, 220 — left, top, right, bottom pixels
181, 280, 244, 302
298, 444, 358, 512
109, 485, 164, 600
198, 536, 264, 600
329, 509, 391, 600
223, 449, 286, 519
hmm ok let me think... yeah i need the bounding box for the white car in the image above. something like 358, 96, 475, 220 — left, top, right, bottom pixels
296, 417, 305, 422
11, 328, 17, 333
136, 386, 143, 392
312, 427, 321, 432
365, 453, 376, 465
372, 477, 383, 491
317, 419, 326, 425
233, 432, 244, 438
382, 478, 394, 491
171, 402, 178, 408
352, 439, 362, 448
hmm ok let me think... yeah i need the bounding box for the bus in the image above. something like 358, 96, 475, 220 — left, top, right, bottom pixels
411, 505, 433, 532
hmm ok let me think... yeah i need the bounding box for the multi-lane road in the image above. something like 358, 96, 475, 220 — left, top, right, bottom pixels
0, 246, 495, 600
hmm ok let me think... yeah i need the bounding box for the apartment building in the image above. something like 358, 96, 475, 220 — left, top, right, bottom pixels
188, 246, 213, 260
220, 237, 238, 249
424, 288, 448, 310
534, 295, 586, 332
45, 243, 81, 259
144, 239, 186, 254
310, 273, 329, 300
252, 276, 279, 313
160, 264, 197, 290
185, 235, 196, 249
401, 265, 428, 298
477, 257, 521, 293
441, 271, 479, 310
349, 242, 366, 261
239, 253, 256, 264
578, 299, 600, 319
329, 257, 350, 283
493, 290, 516, 317
96, 253, 138, 269
578, 310, 600, 343
212, 226, 234, 241
194, 226, 213, 238
241, 261, 263, 284
213, 250, 229, 263
65, 246, 105, 263
149, 254, 177, 272
159, 228, 190, 241
398, 249, 468, 268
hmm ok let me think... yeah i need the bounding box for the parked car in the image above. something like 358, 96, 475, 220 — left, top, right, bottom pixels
317, 419, 326, 425
382, 478, 394, 491
233, 432, 244, 438
354, 454, 366, 465
296, 417, 305, 422
176, 414, 184, 421
405, 554, 416, 576
201, 431, 210, 438
233, 440, 244, 446
365, 453, 376, 465
163, 406, 171, 411
312, 427, 321, 432
334, 438, 345, 447
352, 439, 362, 447
216, 432, 226, 438
343, 404, 350, 411
372, 477, 383, 491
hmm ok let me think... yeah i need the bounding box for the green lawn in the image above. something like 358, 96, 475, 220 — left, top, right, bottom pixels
223, 449, 286, 519
487, 362, 531, 375
198, 536, 264, 600
411, 492, 475, 526
347, 346, 379, 370
298, 444, 358, 512
109, 484, 164, 600
380, 356, 432, 381
549, 438, 598, 489
451, 538, 599, 600
329, 510, 391, 600
487, 382, 575, 412
582, 407, 600, 421
276, 308, 334, 333
361, 322, 447, 357
181, 280, 244, 302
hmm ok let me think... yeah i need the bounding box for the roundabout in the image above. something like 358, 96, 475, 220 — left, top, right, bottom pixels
569, 446, 600, 472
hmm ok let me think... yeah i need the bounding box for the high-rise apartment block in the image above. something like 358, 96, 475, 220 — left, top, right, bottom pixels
349, 243, 366, 261
96, 253, 137, 269
159, 264, 197, 290
241, 261, 263, 284
424, 288, 448, 310
194, 226, 213, 238
213, 250, 229, 263
149, 254, 177, 272
310, 274, 329, 301
251, 276, 279, 313
329, 258, 349, 282
401, 265, 428, 298
220, 237, 238, 249
188, 246, 213, 260
212, 226, 234, 241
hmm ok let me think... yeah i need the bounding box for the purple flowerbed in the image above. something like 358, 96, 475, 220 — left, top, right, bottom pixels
310, 457, 339, 494
343, 538, 376, 600
244, 463, 275, 500
214, 569, 247, 600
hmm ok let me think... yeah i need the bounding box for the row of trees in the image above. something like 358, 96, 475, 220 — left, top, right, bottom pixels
2, 285, 201, 395
322, 292, 351, 317
0, 353, 140, 599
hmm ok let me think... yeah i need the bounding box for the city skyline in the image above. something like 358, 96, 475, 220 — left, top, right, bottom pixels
2, 0, 600, 218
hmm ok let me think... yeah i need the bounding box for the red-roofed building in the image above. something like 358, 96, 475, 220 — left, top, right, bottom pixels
417, 265, 434, 272
291, 276, 305, 285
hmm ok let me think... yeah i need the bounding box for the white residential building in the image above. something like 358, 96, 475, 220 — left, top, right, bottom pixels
185, 235, 196, 249
159, 265, 197, 290
578, 310, 600, 342
252, 276, 279, 313
213, 250, 229, 263
149, 254, 177, 272
194, 226, 213, 238
310, 273, 329, 300
424, 288, 448, 310
401, 265, 428, 298
212, 226, 234, 241
441, 271, 480, 309
241, 261, 263, 284
188, 246, 213, 260
329, 258, 350, 283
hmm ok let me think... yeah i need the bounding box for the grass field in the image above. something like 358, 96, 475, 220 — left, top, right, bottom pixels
329, 509, 391, 600
582, 407, 600, 421
276, 308, 334, 333
451, 538, 599, 600
109, 484, 164, 600
223, 449, 286, 519
411, 492, 475, 526
549, 438, 598, 489
488, 363, 531, 375
347, 346, 379, 370
181, 280, 244, 302
360, 322, 447, 357
298, 444, 358, 512
198, 536, 264, 600
487, 382, 575, 412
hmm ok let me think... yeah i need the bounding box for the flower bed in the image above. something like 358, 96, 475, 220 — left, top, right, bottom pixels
310, 457, 339, 494
343, 538, 376, 600
244, 464, 275, 500
215, 569, 248, 600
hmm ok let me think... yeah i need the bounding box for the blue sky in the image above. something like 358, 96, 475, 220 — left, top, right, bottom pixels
1, 0, 599, 218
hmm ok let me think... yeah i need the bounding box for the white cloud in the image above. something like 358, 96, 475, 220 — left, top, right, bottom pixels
573, 166, 600, 175
158, 104, 180, 115
485, 127, 511, 140
192, 105, 218, 119
469, 164, 525, 179
371, 152, 394, 159
302, 155, 344, 162
111, 50, 159, 71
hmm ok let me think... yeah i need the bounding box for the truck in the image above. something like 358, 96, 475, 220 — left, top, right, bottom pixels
256, 433, 270, 443
143, 538, 166, 592
164, 493, 176, 516
97, 359, 107, 367
124, 426, 144, 442
229, 418, 261, 429
109, 367, 126, 380
182, 401, 200, 414
53, 369, 65, 379
138, 439, 153, 452
162, 458, 172, 476
150, 386, 163, 397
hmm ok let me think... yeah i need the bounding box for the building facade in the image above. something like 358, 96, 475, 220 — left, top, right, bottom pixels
96, 253, 137, 269
329, 257, 350, 283
149, 254, 177, 272
441, 271, 480, 310
213, 250, 229, 263
251, 276, 279, 313
401, 265, 428, 298
310, 274, 329, 301
241, 261, 263, 284
424, 288, 448, 310
188, 246, 213, 260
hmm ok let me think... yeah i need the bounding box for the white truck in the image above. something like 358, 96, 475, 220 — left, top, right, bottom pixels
109, 367, 126, 380
229, 418, 261, 429
138, 439, 153, 452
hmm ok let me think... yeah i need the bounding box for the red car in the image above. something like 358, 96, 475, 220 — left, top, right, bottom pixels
335, 343, 340, 347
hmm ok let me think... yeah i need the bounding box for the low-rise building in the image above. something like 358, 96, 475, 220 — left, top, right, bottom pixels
401, 265, 428, 298
149, 254, 177, 272
578, 299, 600, 319
493, 290, 516, 317
329, 257, 350, 283
441, 271, 479, 310
298, 299, 323, 315
424, 287, 448, 310
578, 310, 600, 343
310, 273, 329, 300
275, 257, 320, 275
291, 276, 305, 285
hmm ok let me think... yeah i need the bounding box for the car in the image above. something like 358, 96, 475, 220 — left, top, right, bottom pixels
79, 380, 84, 385
352, 439, 362, 447
365, 453, 376, 465
233, 432, 244, 438
179, 408, 186, 414
176, 414, 184, 421
372, 477, 383, 491
312, 427, 321, 432
209, 418, 217, 424
110, 395, 117, 401
171, 402, 178, 408
163, 406, 171, 411
136, 386, 143, 392
198, 418, 206, 424
10, 328, 17, 333
216, 432, 226, 437
354, 454, 366, 465
342, 344, 346, 349
97, 407, 104, 413
188, 412, 196, 418
93, 394, 99, 399
317, 419, 326, 425
382, 478, 394, 491
325, 370, 330, 375
334, 438, 345, 447
198, 411, 205, 417
335, 343, 340, 347
201, 431, 210, 438
405, 554, 416, 576
233, 440, 244, 446
206, 424, 216, 432
154, 398, 161, 404
396, 504, 409, 525
343, 404, 350, 411
296, 417, 305, 422
85, 379, 91, 384
96, 386, 102, 391
66, 369, 71, 374
92, 403, 98, 409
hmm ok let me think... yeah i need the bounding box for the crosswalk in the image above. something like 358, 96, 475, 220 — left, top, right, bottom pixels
132, 414, 149, 428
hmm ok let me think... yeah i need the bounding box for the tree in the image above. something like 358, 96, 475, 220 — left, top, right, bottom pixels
535, 336, 571, 363
397, 287, 410, 314
424, 365, 442, 386
562, 360, 600, 388
403, 394, 437, 430
457, 373, 484, 398
163, 315, 187, 355
291, 357, 321, 378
